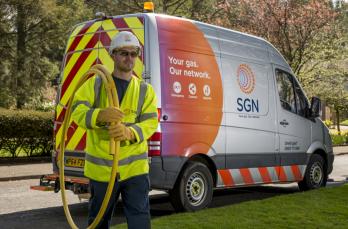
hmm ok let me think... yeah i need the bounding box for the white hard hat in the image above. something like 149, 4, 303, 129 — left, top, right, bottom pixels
109, 31, 141, 54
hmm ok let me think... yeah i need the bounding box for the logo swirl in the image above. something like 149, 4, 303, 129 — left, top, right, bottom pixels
237, 64, 255, 94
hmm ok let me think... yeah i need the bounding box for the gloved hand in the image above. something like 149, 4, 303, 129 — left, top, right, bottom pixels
97, 107, 124, 124
108, 123, 135, 141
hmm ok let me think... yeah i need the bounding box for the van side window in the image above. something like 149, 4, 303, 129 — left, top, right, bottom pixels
294, 80, 308, 116
275, 69, 308, 117
275, 70, 296, 113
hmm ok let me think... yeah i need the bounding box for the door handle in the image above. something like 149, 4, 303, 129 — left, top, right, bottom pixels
280, 120, 289, 127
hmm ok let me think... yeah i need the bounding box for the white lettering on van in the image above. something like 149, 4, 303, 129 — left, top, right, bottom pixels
168, 56, 184, 65
169, 66, 182, 76
183, 70, 210, 79
185, 60, 198, 68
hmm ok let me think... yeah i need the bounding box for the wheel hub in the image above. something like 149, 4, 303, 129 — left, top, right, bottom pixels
310, 162, 323, 186
186, 172, 206, 206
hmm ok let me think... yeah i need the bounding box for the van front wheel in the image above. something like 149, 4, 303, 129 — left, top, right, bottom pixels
298, 154, 327, 191
169, 161, 213, 212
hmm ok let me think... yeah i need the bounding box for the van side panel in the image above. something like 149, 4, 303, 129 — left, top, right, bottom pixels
217, 29, 279, 186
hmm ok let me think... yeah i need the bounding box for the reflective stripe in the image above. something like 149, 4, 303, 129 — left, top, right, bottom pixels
72, 100, 91, 112
138, 112, 157, 122
136, 81, 148, 122
131, 124, 144, 142
94, 76, 102, 108
123, 122, 134, 127
85, 152, 148, 167
118, 152, 148, 166
85, 153, 113, 167
86, 108, 95, 129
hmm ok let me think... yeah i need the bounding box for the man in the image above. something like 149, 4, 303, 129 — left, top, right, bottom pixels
71, 31, 158, 229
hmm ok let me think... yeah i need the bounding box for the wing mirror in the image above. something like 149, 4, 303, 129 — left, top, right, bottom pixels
310, 97, 321, 118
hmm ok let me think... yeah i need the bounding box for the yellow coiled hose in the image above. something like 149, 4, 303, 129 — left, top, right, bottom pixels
59, 64, 120, 229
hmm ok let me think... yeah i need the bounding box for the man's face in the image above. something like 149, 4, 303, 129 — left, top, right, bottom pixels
112, 47, 139, 73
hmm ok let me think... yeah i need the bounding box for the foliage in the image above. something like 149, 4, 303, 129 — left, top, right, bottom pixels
85, 0, 227, 22
323, 119, 333, 128
0, 108, 54, 157
0, 0, 92, 109
331, 133, 348, 145
303, 2, 348, 132
329, 128, 348, 145
219, 0, 348, 133
114, 185, 348, 229
341, 119, 348, 126
0, 0, 346, 116
221, 0, 337, 76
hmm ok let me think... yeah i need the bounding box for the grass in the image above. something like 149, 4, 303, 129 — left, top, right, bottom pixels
341, 120, 348, 126
113, 185, 348, 229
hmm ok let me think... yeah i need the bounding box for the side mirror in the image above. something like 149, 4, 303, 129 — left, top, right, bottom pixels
310, 97, 321, 118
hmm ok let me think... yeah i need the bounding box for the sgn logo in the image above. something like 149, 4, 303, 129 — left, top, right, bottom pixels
236, 64, 259, 113
237, 64, 255, 94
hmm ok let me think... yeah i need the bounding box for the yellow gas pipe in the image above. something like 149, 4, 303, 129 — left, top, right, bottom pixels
59, 64, 120, 229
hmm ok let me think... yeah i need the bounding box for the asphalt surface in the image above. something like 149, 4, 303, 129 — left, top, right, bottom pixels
0, 146, 347, 182
0, 146, 347, 228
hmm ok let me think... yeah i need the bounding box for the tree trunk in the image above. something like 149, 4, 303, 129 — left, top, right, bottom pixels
16, 3, 27, 109
335, 105, 341, 135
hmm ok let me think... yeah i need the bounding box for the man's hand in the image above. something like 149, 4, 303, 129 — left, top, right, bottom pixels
108, 123, 135, 141
97, 107, 124, 124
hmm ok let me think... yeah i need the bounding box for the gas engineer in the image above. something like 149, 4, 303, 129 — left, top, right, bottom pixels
71, 31, 158, 229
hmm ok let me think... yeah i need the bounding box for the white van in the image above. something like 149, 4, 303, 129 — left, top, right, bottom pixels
32, 12, 334, 212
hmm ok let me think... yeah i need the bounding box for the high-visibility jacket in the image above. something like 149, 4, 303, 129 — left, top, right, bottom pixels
71, 75, 158, 182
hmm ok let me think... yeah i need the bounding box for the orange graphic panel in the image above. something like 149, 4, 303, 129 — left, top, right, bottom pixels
156, 16, 223, 156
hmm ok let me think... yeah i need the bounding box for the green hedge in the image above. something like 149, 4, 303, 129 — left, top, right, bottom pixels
331, 133, 348, 146
341, 119, 348, 126
0, 108, 54, 157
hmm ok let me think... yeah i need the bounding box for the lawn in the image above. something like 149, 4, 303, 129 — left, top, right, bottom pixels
113, 184, 348, 229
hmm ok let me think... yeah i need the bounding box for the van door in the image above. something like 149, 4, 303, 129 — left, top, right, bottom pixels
274, 68, 310, 181
55, 16, 145, 176
215, 29, 279, 187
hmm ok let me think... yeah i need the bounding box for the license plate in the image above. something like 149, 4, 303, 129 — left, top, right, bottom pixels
65, 157, 85, 168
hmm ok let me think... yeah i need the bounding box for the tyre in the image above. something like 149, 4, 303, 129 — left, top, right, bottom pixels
169, 161, 214, 212
298, 154, 327, 191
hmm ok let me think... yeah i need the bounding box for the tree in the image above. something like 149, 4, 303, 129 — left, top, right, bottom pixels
0, 0, 91, 109
303, 2, 348, 131
221, 0, 348, 129
222, 0, 337, 77
88, 0, 227, 21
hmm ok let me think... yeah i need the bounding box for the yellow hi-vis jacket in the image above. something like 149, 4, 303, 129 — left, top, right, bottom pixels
71, 75, 158, 182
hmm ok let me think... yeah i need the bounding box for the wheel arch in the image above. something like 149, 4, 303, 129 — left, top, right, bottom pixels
310, 149, 328, 172
306, 141, 329, 171
171, 153, 217, 190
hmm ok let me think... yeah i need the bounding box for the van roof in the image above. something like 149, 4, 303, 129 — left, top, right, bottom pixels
67, 13, 292, 72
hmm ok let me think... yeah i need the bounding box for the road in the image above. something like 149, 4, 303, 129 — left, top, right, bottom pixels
0, 154, 347, 229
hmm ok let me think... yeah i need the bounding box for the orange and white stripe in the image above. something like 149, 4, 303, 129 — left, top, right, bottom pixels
217, 165, 306, 187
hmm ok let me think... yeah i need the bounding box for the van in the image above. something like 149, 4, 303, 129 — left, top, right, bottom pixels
32, 12, 334, 212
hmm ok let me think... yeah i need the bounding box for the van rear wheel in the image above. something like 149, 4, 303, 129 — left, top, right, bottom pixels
169, 161, 213, 212
298, 154, 327, 191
